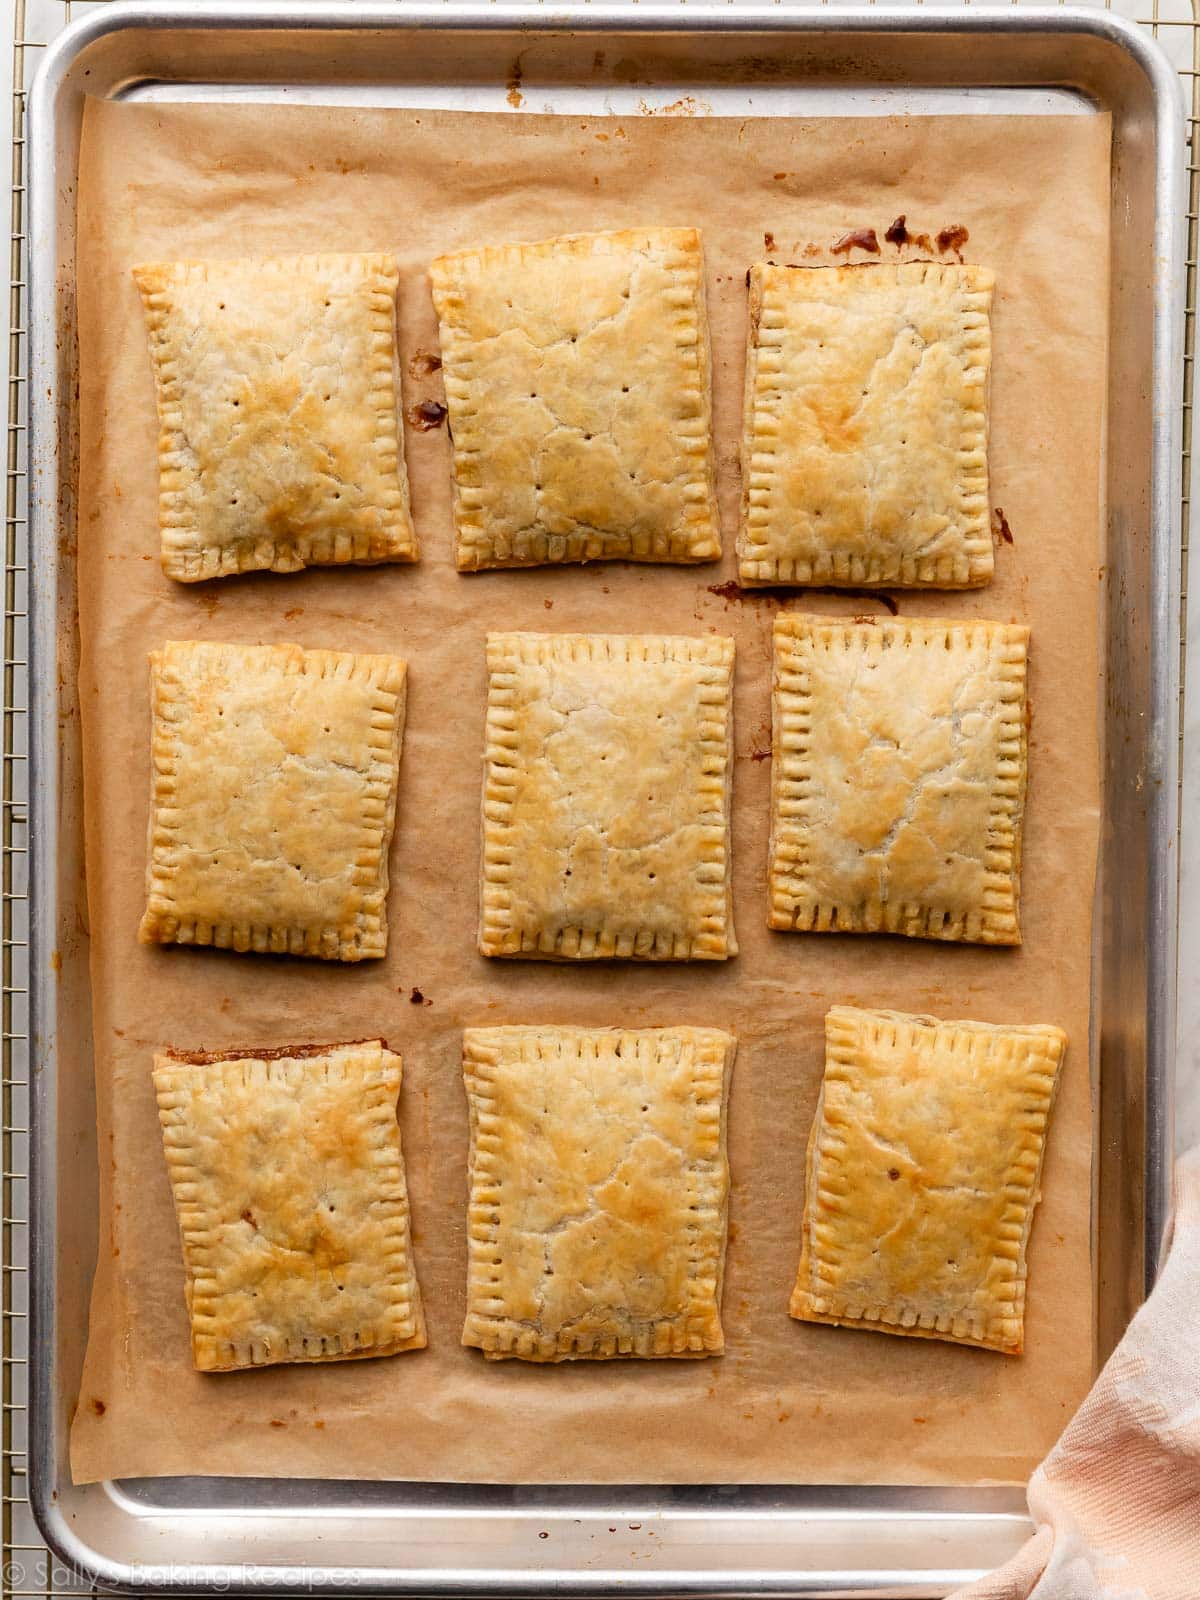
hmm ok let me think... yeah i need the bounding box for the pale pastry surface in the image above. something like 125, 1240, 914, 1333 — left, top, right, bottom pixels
133, 252, 416, 581
430, 228, 720, 569
139, 640, 406, 962
153, 1041, 425, 1371
740, 262, 994, 588
481, 632, 736, 961
790, 1006, 1066, 1354
462, 1025, 735, 1362
770, 614, 1028, 943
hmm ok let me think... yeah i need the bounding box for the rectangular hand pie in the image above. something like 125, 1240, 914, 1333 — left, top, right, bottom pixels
140, 641, 406, 961
134, 252, 417, 581
740, 262, 994, 589
430, 228, 720, 569
153, 1040, 425, 1370
462, 1025, 736, 1361
482, 632, 736, 960
770, 614, 1028, 943
790, 1006, 1067, 1354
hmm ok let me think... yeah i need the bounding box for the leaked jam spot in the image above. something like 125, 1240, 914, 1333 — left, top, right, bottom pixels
168, 1041, 384, 1073
884, 215, 909, 247
707, 580, 746, 602
408, 350, 442, 379
269, 1419, 287, 1429
993, 507, 1014, 545
831, 228, 880, 257
887, 1168, 900, 1181
818, 586, 899, 615
406, 400, 447, 431
410, 987, 432, 1006
706, 580, 899, 615
936, 223, 969, 259
89, 1398, 107, 1417
763, 230, 777, 253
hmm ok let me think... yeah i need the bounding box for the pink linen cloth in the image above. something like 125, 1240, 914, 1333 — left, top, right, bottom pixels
951, 1149, 1200, 1600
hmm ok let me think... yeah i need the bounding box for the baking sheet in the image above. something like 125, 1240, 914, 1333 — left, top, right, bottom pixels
67, 97, 1109, 1488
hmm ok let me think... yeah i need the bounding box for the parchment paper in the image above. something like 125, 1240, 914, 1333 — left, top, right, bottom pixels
68, 97, 1110, 1487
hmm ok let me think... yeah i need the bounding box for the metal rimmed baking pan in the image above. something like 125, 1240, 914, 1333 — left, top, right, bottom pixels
26, 3, 1184, 1594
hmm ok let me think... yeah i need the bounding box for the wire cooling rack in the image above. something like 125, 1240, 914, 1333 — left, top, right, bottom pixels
2, 0, 1196, 1594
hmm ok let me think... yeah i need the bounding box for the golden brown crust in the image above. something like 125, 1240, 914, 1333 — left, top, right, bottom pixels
739, 262, 994, 589
462, 1025, 735, 1361
133, 252, 417, 581
769, 613, 1028, 944
789, 1007, 1066, 1354
480, 632, 736, 961
429, 228, 720, 570
153, 1040, 425, 1371
139, 641, 406, 962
